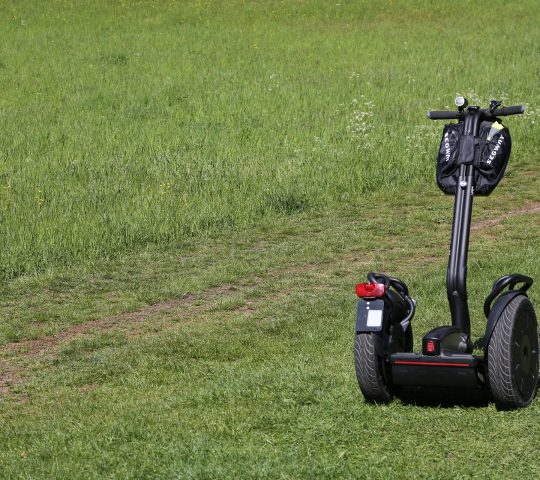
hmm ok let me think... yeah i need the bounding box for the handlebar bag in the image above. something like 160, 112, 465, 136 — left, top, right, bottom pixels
436, 121, 511, 195
436, 123, 462, 194
475, 121, 511, 195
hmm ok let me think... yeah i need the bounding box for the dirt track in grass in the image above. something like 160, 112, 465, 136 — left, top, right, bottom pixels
0, 284, 249, 393
471, 201, 540, 231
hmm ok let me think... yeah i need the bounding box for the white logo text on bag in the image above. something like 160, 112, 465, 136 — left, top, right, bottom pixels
444, 132, 451, 161
487, 135, 504, 165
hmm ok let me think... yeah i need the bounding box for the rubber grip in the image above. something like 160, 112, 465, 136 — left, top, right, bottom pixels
427, 110, 461, 120
491, 105, 526, 116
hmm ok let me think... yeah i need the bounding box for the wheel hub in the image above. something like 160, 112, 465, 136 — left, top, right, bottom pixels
512, 311, 539, 398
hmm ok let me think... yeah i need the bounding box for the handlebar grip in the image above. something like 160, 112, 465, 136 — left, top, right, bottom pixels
427, 110, 461, 120
491, 105, 526, 116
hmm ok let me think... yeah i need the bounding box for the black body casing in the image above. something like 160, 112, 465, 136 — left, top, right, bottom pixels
421, 325, 469, 356
390, 352, 484, 389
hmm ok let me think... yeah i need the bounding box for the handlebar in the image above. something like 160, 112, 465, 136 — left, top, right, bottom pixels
491, 105, 526, 116
427, 111, 461, 120
427, 104, 526, 120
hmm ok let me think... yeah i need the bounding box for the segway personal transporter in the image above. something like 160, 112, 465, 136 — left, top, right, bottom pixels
353, 97, 538, 410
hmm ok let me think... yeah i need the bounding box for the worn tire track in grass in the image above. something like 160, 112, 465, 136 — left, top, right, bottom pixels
471, 202, 540, 231
1, 201, 539, 394
0, 263, 338, 393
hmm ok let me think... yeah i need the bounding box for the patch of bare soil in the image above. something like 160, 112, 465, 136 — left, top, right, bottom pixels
0, 361, 25, 395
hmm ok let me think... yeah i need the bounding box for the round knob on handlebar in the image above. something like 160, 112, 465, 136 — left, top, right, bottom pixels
455, 96, 468, 109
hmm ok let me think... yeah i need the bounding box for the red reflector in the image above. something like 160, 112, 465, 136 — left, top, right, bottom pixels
426, 340, 435, 353
356, 282, 387, 298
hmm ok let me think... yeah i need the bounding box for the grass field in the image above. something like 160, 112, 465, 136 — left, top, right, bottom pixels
1, 0, 540, 478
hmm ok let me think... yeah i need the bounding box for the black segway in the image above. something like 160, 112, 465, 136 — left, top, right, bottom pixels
353, 97, 538, 409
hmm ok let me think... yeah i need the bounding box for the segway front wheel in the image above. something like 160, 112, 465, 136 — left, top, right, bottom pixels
354, 333, 392, 403
487, 296, 539, 410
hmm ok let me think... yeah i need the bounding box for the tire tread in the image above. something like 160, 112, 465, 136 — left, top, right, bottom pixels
354, 333, 392, 404
487, 296, 538, 410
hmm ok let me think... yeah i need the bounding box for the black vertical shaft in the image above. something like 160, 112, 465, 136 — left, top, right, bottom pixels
446, 111, 481, 336
446, 164, 473, 335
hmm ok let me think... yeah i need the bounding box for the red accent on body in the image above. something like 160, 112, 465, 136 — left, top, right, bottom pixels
393, 360, 471, 368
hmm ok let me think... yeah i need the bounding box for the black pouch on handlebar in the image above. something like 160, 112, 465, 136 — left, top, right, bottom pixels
475, 121, 511, 195
436, 121, 511, 195
436, 123, 463, 194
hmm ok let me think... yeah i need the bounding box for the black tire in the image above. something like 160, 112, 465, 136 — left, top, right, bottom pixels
354, 333, 392, 404
487, 296, 539, 410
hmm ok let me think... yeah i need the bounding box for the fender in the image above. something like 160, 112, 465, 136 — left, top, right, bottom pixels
355, 298, 388, 357
484, 290, 526, 352
355, 289, 407, 334
355, 299, 386, 334
355, 290, 409, 357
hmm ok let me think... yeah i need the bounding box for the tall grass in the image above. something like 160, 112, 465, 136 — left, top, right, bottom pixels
0, 0, 538, 279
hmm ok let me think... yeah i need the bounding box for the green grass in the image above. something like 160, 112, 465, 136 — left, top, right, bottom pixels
0, 0, 539, 279
0, 188, 539, 479
1, 0, 540, 478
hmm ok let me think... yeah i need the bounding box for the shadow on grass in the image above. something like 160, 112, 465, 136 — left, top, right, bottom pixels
394, 387, 492, 408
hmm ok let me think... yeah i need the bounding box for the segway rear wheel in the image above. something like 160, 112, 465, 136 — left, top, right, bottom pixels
487, 296, 539, 410
354, 333, 392, 403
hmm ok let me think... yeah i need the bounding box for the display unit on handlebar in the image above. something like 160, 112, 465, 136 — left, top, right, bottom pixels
353, 97, 538, 409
